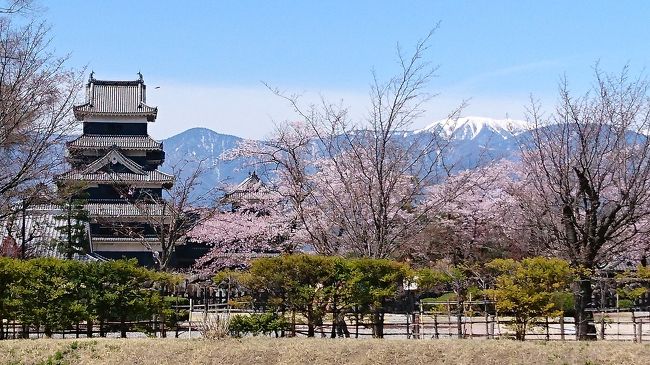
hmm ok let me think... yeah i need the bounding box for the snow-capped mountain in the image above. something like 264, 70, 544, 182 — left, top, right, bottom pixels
411, 116, 530, 169
418, 116, 531, 140
161, 117, 530, 201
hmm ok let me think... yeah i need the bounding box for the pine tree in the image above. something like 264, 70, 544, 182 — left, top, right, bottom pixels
54, 182, 89, 259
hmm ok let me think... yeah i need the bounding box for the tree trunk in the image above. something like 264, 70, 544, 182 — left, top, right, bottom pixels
337, 314, 350, 338
120, 315, 127, 338
330, 295, 337, 338
86, 319, 93, 338
574, 278, 597, 340
457, 298, 464, 339
515, 321, 526, 341
306, 306, 315, 337
372, 311, 384, 338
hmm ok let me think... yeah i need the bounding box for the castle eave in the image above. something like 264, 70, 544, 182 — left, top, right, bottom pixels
67, 135, 163, 150
58, 170, 174, 186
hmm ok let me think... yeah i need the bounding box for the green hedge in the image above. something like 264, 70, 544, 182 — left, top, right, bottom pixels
228, 313, 289, 337
0, 257, 178, 338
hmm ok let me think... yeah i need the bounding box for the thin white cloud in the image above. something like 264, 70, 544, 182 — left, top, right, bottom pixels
448, 59, 564, 92
145, 81, 545, 140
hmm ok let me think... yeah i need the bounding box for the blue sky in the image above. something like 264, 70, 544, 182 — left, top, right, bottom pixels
45, 1, 650, 139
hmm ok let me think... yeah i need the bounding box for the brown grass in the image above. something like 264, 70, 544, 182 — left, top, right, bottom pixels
2, 338, 650, 365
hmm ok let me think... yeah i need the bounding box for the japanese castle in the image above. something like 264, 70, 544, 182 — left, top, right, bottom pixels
57, 73, 174, 264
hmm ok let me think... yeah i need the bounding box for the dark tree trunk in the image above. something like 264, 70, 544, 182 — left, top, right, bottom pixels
120, 315, 127, 338
457, 298, 464, 339
574, 278, 597, 340
86, 319, 93, 338
337, 315, 350, 338
330, 296, 337, 338
372, 311, 384, 338
306, 306, 315, 337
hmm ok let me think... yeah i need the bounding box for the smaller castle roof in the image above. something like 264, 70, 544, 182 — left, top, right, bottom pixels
224, 172, 277, 202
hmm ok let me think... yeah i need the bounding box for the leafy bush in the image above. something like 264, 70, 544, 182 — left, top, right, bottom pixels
484, 257, 575, 341
551, 291, 575, 316
618, 299, 634, 309
228, 313, 289, 337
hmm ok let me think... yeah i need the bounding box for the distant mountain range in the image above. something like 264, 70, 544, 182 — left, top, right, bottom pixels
160, 117, 532, 200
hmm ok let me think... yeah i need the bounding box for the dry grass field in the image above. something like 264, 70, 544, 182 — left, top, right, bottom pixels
2, 338, 650, 365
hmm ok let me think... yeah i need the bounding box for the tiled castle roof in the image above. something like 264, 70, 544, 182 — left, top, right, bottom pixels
58, 170, 174, 185
73, 76, 158, 121
67, 135, 163, 151
85, 203, 169, 218
224, 172, 277, 201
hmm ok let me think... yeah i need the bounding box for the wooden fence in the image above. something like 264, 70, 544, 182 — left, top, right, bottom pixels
3, 297, 650, 341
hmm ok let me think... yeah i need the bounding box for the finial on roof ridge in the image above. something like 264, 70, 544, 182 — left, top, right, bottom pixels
89, 71, 95, 82
137, 71, 143, 82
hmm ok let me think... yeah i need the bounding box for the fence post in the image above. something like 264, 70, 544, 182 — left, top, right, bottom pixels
419, 303, 424, 339
489, 315, 495, 339
599, 311, 605, 340
559, 315, 565, 341
355, 311, 359, 339
633, 311, 637, 342
468, 315, 473, 339
484, 310, 489, 339
545, 317, 550, 341
433, 314, 439, 339
188, 298, 193, 339
638, 318, 643, 343
406, 310, 410, 339
412, 312, 420, 339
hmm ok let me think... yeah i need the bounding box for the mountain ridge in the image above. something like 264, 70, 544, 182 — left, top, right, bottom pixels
160, 116, 526, 200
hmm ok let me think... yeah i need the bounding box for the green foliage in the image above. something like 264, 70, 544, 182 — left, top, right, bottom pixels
17, 258, 88, 336
0, 257, 27, 325
551, 291, 575, 316
618, 299, 634, 309
416, 268, 453, 290
228, 312, 290, 337
346, 258, 410, 314
244, 254, 337, 336
222, 254, 410, 338
53, 181, 91, 259
613, 265, 650, 311
0, 257, 179, 337
484, 257, 575, 340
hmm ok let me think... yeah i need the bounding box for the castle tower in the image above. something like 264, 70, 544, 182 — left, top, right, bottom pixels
58, 73, 174, 264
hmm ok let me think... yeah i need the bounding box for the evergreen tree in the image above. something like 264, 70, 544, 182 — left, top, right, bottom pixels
54, 182, 90, 259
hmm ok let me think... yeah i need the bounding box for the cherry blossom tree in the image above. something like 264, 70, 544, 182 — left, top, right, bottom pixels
411, 160, 534, 266
227, 29, 473, 259
190, 198, 297, 273
515, 67, 650, 340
